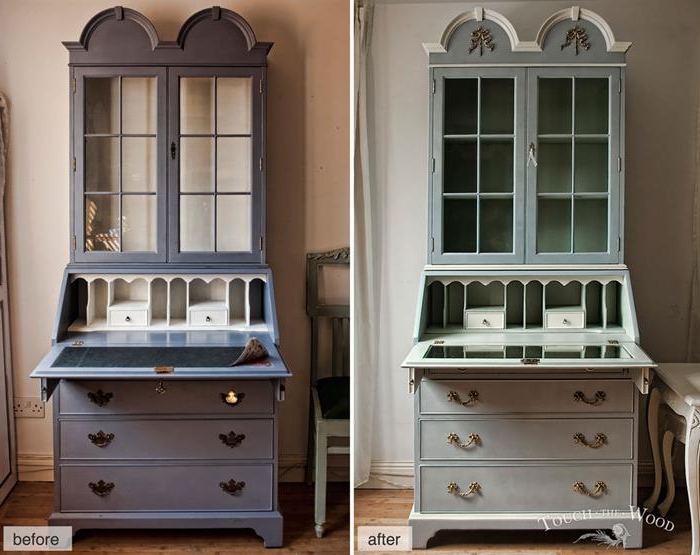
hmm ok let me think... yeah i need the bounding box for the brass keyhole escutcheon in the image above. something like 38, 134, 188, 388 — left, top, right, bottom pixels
156, 380, 166, 395
221, 389, 245, 406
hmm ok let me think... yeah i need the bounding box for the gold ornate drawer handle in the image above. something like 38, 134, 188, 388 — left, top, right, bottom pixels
447, 390, 479, 406
220, 479, 246, 495
446, 481, 481, 497
447, 432, 480, 448
573, 390, 606, 406
88, 430, 115, 448
573, 480, 607, 497
87, 389, 113, 407
219, 431, 246, 448
573, 432, 607, 448
221, 390, 246, 406
88, 480, 114, 497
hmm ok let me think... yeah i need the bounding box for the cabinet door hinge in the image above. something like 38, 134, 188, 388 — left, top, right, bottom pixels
72, 235, 77, 251
432, 158, 436, 173
431, 237, 435, 252
618, 79, 622, 94
72, 157, 76, 172
72, 78, 76, 94
259, 158, 263, 171
617, 156, 622, 173
259, 236, 264, 251
431, 79, 436, 94
617, 237, 622, 252
259, 79, 264, 94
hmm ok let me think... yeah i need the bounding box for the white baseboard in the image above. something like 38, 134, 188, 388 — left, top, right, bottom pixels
360, 459, 665, 490
18, 453, 349, 483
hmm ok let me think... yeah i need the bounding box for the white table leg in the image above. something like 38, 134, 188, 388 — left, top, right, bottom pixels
685, 408, 700, 555
644, 387, 663, 510
658, 430, 676, 517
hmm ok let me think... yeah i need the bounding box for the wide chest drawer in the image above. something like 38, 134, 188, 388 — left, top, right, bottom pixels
419, 418, 633, 461
419, 464, 632, 513
59, 380, 273, 415
60, 463, 272, 512
60, 418, 273, 460
420, 379, 634, 414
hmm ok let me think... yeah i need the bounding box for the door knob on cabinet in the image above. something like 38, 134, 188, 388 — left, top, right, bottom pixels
573, 390, 606, 405
447, 432, 480, 448
219, 479, 246, 495
573, 480, 607, 498
88, 480, 115, 497
573, 432, 607, 448
221, 389, 246, 406
447, 481, 481, 497
447, 390, 479, 406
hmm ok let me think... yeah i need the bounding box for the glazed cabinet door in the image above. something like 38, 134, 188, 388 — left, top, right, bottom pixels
168, 68, 264, 263
430, 68, 526, 264
73, 68, 167, 262
525, 68, 621, 264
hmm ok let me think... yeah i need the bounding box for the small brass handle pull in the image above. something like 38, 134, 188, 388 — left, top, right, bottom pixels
482, 319, 490, 327
220, 479, 246, 495
573, 480, 607, 498
89, 479, 115, 497
206, 316, 212, 322
87, 389, 113, 407
562, 318, 571, 325
219, 431, 246, 448
125, 315, 131, 322
573, 432, 607, 448
221, 389, 245, 406
447, 432, 480, 448
447, 390, 479, 406
447, 481, 481, 497
573, 390, 606, 405
88, 430, 115, 448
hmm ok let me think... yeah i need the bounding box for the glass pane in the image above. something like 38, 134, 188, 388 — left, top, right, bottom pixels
574, 140, 608, 193
574, 199, 608, 252
122, 137, 156, 193
180, 195, 214, 251
85, 194, 120, 251
443, 198, 476, 253
122, 195, 156, 251
86, 77, 119, 134
575, 78, 608, 134
217, 77, 252, 135
444, 140, 476, 193
180, 138, 214, 193
538, 78, 571, 134
444, 79, 477, 135
86, 137, 119, 192
217, 195, 252, 251
481, 79, 513, 134
217, 138, 251, 193
180, 78, 214, 134
537, 198, 571, 253
480, 139, 513, 193
122, 77, 156, 134
538, 140, 571, 193
480, 198, 513, 253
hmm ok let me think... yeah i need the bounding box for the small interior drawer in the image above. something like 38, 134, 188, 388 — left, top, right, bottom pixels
464, 309, 505, 330
107, 308, 148, 326
544, 308, 585, 329
189, 307, 229, 326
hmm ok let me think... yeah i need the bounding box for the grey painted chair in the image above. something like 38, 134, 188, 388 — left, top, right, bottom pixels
305, 247, 350, 538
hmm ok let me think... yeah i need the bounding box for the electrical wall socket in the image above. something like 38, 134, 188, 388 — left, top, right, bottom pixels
14, 397, 45, 418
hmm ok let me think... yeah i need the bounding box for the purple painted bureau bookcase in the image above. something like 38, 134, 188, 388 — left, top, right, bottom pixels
30, 6, 291, 547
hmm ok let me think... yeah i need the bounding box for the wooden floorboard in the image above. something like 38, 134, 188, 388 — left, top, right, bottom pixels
355, 488, 692, 554
0, 482, 349, 554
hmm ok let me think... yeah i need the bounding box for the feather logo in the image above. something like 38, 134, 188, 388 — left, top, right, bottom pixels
574, 523, 630, 547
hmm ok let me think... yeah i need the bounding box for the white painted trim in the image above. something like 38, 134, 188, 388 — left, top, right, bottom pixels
423, 264, 628, 271
429, 63, 627, 68
423, 6, 631, 56
536, 7, 632, 53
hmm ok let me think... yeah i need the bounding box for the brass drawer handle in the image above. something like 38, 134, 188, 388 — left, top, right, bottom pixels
221, 389, 245, 406
88, 430, 115, 448
447, 481, 481, 497
219, 431, 246, 448
87, 389, 113, 407
447, 432, 480, 448
573, 432, 607, 448
573, 480, 607, 498
447, 390, 479, 406
220, 479, 246, 495
88, 479, 114, 497
573, 390, 606, 406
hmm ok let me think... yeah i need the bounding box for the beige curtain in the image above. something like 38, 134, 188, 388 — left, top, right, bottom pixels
353, 0, 376, 487
689, 91, 700, 360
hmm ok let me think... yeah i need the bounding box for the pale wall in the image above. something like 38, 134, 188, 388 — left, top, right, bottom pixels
366, 0, 700, 487
0, 0, 349, 480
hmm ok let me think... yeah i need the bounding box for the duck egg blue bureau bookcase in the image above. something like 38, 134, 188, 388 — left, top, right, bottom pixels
401, 7, 655, 549
30, 6, 290, 548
